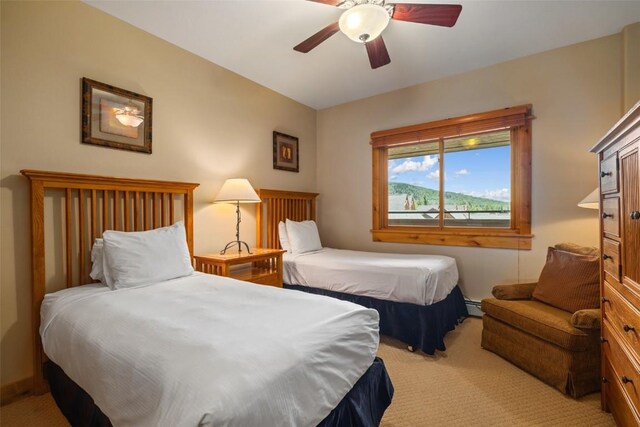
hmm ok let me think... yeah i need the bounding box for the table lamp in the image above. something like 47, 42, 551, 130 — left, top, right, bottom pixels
214, 178, 261, 254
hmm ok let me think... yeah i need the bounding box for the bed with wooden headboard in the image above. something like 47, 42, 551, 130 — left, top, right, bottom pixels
21, 169, 198, 394
257, 188, 469, 354
22, 171, 393, 426
256, 188, 319, 250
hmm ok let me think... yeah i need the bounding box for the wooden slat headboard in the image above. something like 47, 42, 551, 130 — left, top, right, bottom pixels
21, 169, 199, 394
256, 189, 319, 250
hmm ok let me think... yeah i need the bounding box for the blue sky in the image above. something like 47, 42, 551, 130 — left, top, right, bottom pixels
388, 145, 511, 202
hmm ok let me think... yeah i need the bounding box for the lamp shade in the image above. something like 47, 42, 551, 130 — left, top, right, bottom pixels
577, 188, 599, 209
214, 178, 260, 204
339, 4, 390, 43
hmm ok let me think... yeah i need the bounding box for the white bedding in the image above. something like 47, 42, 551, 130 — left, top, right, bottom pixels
41, 273, 379, 427
283, 248, 459, 305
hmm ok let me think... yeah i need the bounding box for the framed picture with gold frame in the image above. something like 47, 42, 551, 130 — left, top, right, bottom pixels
273, 131, 299, 172
81, 78, 152, 154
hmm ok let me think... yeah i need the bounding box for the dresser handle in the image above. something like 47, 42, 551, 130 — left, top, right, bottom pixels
601, 297, 610, 304
631, 211, 640, 220
601, 171, 612, 178
602, 212, 613, 219
623, 324, 635, 332
600, 337, 607, 344
603, 254, 612, 261
602, 377, 609, 384
621, 376, 633, 384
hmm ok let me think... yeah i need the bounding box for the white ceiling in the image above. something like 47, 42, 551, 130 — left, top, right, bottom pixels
85, 0, 640, 110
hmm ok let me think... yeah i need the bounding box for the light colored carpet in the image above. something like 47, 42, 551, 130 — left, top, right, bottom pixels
378, 318, 613, 426
0, 392, 67, 427
0, 318, 614, 426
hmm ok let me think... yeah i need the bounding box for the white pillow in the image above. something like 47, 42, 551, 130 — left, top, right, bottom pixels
278, 221, 291, 252
90, 238, 105, 284
285, 219, 322, 254
102, 221, 194, 290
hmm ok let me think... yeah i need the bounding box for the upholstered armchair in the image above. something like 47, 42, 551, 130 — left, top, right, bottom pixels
481, 243, 601, 398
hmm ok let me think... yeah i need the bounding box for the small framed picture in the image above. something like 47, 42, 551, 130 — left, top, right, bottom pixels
273, 131, 299, 173
81, 78, 152, 154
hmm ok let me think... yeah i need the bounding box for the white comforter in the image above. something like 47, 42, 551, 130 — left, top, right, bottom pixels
283, 248, 459, 305
40, 273, 379, 427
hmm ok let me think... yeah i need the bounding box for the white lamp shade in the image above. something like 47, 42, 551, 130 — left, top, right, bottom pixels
339, 4, 390, 43
577, 188, 599, 209
214, 178, 260, 203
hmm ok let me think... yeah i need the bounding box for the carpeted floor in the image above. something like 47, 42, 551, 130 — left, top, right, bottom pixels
378, 318, 613, 426
0, 317, 614, 426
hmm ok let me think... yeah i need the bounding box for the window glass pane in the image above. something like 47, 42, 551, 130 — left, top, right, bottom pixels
387, 141, 440, 227
443, 130, 511, 228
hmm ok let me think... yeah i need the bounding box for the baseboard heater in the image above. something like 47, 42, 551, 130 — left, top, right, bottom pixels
465, 299, 483, 317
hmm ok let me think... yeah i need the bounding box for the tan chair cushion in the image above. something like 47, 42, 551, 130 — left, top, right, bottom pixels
532, 247, 599, 313
554, 242, 599, 256
481, 297, 595, 351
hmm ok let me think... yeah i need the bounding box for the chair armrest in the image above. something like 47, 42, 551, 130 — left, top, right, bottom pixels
491, 282, 537, 300
571, 309, 601, 330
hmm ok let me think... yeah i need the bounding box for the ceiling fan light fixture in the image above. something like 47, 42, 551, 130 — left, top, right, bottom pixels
339, 4, 390, 43
115, 112, 143, 128
114, 101, 144, 128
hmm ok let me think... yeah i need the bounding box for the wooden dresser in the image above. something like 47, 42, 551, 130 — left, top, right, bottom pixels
592, 101, 640, 426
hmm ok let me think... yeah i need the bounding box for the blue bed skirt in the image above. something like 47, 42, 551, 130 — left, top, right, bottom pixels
285, 284, 469, 355
46, 356, 394, 427
318, 357, 394, 426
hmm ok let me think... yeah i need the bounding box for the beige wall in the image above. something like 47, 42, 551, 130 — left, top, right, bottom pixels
1, 1, 316, 386
623, 22, 640, 111
316, 34, 627, 302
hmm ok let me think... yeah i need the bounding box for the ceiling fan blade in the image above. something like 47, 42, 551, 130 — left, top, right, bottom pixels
294, 22, 340, 53
365, 36, 391, 69
391, 4, 462, 27
306, 0, 343, 5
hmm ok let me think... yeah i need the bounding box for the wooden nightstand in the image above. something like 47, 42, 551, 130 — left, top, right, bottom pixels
194, 248, 286, 287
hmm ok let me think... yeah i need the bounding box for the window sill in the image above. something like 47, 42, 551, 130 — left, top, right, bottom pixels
371, 229, 533, 250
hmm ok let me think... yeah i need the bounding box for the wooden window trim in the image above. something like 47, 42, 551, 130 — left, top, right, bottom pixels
371, 105, 533, 250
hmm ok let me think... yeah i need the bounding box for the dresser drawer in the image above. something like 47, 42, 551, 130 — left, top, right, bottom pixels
604, 282, 640, 363
602, 321, 640, 418
600, 155, 619, 194
603, 238, 622, 282
602, 197, 620, 238
604, 358, 640, 426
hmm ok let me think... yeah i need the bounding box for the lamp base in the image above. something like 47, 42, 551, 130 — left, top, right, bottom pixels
220, 240, 252, 255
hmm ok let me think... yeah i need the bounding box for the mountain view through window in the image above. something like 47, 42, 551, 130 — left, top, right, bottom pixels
387, 130, 511, 228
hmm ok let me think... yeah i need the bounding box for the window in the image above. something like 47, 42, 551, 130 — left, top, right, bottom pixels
371, 105, 532, 249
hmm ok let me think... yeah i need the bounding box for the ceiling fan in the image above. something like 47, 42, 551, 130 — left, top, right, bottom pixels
294, 0, 462, 69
